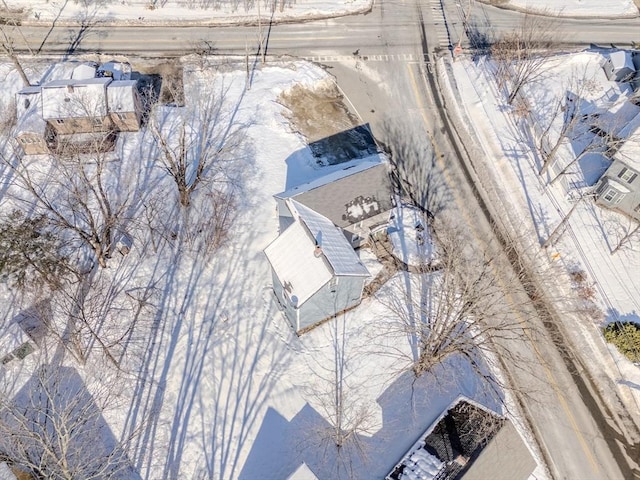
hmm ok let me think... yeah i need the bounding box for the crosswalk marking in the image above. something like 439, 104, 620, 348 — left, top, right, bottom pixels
302, 53, 430, 63
429, 0, 451, 48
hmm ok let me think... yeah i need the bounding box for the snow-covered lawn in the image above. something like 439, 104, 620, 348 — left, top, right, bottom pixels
480, 0, 638, 18
4, 0, 371, 25
0, 57, 524, 479
444, 50, 640, 414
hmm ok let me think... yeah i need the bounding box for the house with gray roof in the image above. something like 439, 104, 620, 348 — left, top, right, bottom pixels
275, 155, 394, 247
264, 199, 370, 333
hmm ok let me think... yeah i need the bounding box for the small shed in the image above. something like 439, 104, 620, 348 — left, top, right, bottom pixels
264, 199, 370, 333
602, 51, 636, 83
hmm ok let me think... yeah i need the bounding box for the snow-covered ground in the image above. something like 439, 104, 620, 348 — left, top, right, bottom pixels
3, 0, 371, 26
0, 57, 536, 479
388, 204, 437, 268
480, 0, 638, 18
443, 50, 640, 415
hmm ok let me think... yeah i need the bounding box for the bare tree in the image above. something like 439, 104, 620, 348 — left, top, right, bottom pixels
607, 216, 640, 255
376, 217, 521, 381
0, 364, 140, 480
149, 84, 245, 208
6, 132, 135, 269
0, 15, 33, 87
490, 13, 556, 105
535, 68, 596, 176
305, 313, 377, 479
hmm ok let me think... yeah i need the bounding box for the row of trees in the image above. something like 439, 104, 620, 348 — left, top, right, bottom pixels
0, 63, 248, 478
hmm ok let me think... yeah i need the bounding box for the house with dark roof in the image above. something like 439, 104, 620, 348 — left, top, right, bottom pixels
264, 199, 370, 333
275, 155, 394, 247
386, 397, 536, 480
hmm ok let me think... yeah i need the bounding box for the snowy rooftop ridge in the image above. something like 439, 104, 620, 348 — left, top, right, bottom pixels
290, 200, 369, 277
275, 155, 384, 200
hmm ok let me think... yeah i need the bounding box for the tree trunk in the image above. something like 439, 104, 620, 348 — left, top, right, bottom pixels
9, 53, 30, 87
179, 185, 191, 208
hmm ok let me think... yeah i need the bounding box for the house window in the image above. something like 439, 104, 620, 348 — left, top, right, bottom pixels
92, 118, 103, 127
56, 119, 64, 124
602, 188, 624, 204
617, 167, 638, 184
634, 204, 640, 214
329, 277, 338, 293
117, 112, 128, 121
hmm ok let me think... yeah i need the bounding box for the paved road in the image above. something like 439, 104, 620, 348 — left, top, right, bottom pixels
10, 0, 640, 56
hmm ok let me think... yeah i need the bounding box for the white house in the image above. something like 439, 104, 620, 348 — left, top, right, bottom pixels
264, 199, 370, 333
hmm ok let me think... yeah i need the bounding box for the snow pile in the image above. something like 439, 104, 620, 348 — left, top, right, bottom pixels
490, 0, 638, 18
398, 447, 443, 480
388, 205, 436, 268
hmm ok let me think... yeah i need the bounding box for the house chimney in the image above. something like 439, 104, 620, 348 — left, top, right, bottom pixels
314, 245, 322, 257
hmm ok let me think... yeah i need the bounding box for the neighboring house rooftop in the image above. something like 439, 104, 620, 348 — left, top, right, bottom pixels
613, 111, 640, 171
264, 199, 368, 307
107, 80, 139, 112
386, 397, 535, 480
275, 156, 393, 229
71, 62, 98, 80
41, 78, 112, 120
608, 50, 635, 72
14, 89, 46, 136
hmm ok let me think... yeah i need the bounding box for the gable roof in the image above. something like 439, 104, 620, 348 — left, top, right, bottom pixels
291, 200, 369, 277
612, 111, 640, 171
275, 156, 393, 228
41, 78, 111, 120
608, 50, 635, 72
264, 200, 369, 307
264, 219, 333, 306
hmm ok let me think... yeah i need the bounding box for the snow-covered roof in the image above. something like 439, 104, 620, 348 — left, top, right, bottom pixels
286, 463, 318, 480
107, 80, 138, 112
97, 61, 132, 81
613, 111, 640, 170
290, 200, 369, 277
264, 200, 369, 306
264, 219, 333, 306
276, 156, 383, 199
41, 78, 111, 119
71, 62, 97, 80
608, 50, 635, 72
14, 88, 46, 136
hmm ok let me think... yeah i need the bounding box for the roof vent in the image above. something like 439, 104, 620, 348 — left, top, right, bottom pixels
314, 245, 323, 258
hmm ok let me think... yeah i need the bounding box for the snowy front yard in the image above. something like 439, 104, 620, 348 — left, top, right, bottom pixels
0, 57, 527, 479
